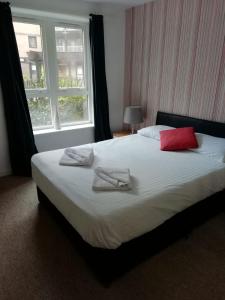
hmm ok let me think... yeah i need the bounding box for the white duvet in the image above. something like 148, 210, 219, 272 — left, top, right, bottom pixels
31, 134, 225, 249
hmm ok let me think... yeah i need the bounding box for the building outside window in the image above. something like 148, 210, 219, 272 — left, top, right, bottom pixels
13, 16, 92, 131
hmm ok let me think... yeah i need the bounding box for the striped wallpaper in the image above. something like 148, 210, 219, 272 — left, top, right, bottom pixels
124, 0, 225, 126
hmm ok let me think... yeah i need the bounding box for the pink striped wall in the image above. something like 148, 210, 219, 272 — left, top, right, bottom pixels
124, 0, 225, 126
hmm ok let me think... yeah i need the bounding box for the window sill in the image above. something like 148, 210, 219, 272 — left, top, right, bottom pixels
34, 123, 94, 136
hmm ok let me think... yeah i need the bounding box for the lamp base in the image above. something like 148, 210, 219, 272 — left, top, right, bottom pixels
131, 126, 137, 134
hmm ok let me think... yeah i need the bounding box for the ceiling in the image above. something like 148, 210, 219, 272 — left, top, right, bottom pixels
84, 0, 153, 7
11, 0, 155, 16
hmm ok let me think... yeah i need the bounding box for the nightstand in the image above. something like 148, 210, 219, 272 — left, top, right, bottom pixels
113, 130, 131, 138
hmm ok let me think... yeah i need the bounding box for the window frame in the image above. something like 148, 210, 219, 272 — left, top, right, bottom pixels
13, 10, 93, 132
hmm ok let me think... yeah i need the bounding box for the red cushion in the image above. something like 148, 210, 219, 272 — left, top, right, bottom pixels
160, 127, 198, 151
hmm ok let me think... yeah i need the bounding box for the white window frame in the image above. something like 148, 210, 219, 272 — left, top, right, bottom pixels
12, 8, 93, 132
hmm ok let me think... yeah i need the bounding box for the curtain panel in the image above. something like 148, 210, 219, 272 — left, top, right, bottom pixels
89, 14, 112, 142
0, 2, 37, 177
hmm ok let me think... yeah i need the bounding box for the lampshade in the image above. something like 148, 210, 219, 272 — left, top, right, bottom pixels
123, 106, 143, 125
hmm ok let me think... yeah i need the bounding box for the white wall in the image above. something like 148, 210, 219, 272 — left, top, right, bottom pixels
34, 126, 95, 152
104, 12, 125, 131
0, 0, 125, 176
0, 88, 11, 176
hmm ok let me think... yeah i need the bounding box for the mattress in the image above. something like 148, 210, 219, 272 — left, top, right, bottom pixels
31, 134, 225, 249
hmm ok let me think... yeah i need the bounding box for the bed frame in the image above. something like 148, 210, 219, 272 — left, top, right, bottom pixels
36, 111, 225, 284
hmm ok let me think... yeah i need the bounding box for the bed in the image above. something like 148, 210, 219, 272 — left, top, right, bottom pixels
32, 112, 225, 282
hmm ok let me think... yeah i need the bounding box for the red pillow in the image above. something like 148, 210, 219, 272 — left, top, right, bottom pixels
160, 127, 198, 151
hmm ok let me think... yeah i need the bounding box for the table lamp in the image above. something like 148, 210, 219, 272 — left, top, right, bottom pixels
124, 106, 143, 134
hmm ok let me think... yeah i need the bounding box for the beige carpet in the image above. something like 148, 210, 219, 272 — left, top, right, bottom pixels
1, 176, 225, 300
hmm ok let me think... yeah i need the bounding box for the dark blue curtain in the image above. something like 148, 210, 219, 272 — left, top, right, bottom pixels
89, 14, 112, 142
0, 2, 37, 177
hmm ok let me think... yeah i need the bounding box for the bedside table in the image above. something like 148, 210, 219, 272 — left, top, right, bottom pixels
113, 130, 131, 138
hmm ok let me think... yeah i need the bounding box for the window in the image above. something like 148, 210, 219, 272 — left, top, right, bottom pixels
28, 35, 37, 48
13, 17, 92, 131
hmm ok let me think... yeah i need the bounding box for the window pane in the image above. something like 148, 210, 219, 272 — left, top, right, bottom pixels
28, 97, 52, 129
28, 36, 37, 48
55, 26, 85, 88
13, 22, 46, 89
58, 96, 88, 125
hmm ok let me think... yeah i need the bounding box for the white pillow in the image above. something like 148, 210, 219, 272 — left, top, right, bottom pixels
190, 133, 225, 163
137, 125, 174, 140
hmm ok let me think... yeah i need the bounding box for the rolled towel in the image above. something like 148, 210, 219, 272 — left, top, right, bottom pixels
93, 167, 131, 191
59, 147, 94, 166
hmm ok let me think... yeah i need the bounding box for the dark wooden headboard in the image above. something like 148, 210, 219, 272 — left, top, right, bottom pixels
156, 111, 225, 138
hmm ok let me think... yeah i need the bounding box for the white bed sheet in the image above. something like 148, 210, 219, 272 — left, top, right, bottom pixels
31, 134, 225, 249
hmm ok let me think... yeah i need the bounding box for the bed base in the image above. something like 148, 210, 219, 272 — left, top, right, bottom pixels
37, 187, 225, 284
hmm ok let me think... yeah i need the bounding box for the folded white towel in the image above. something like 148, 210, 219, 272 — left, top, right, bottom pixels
93, 167, 131, 191
59, 147, 94, 166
